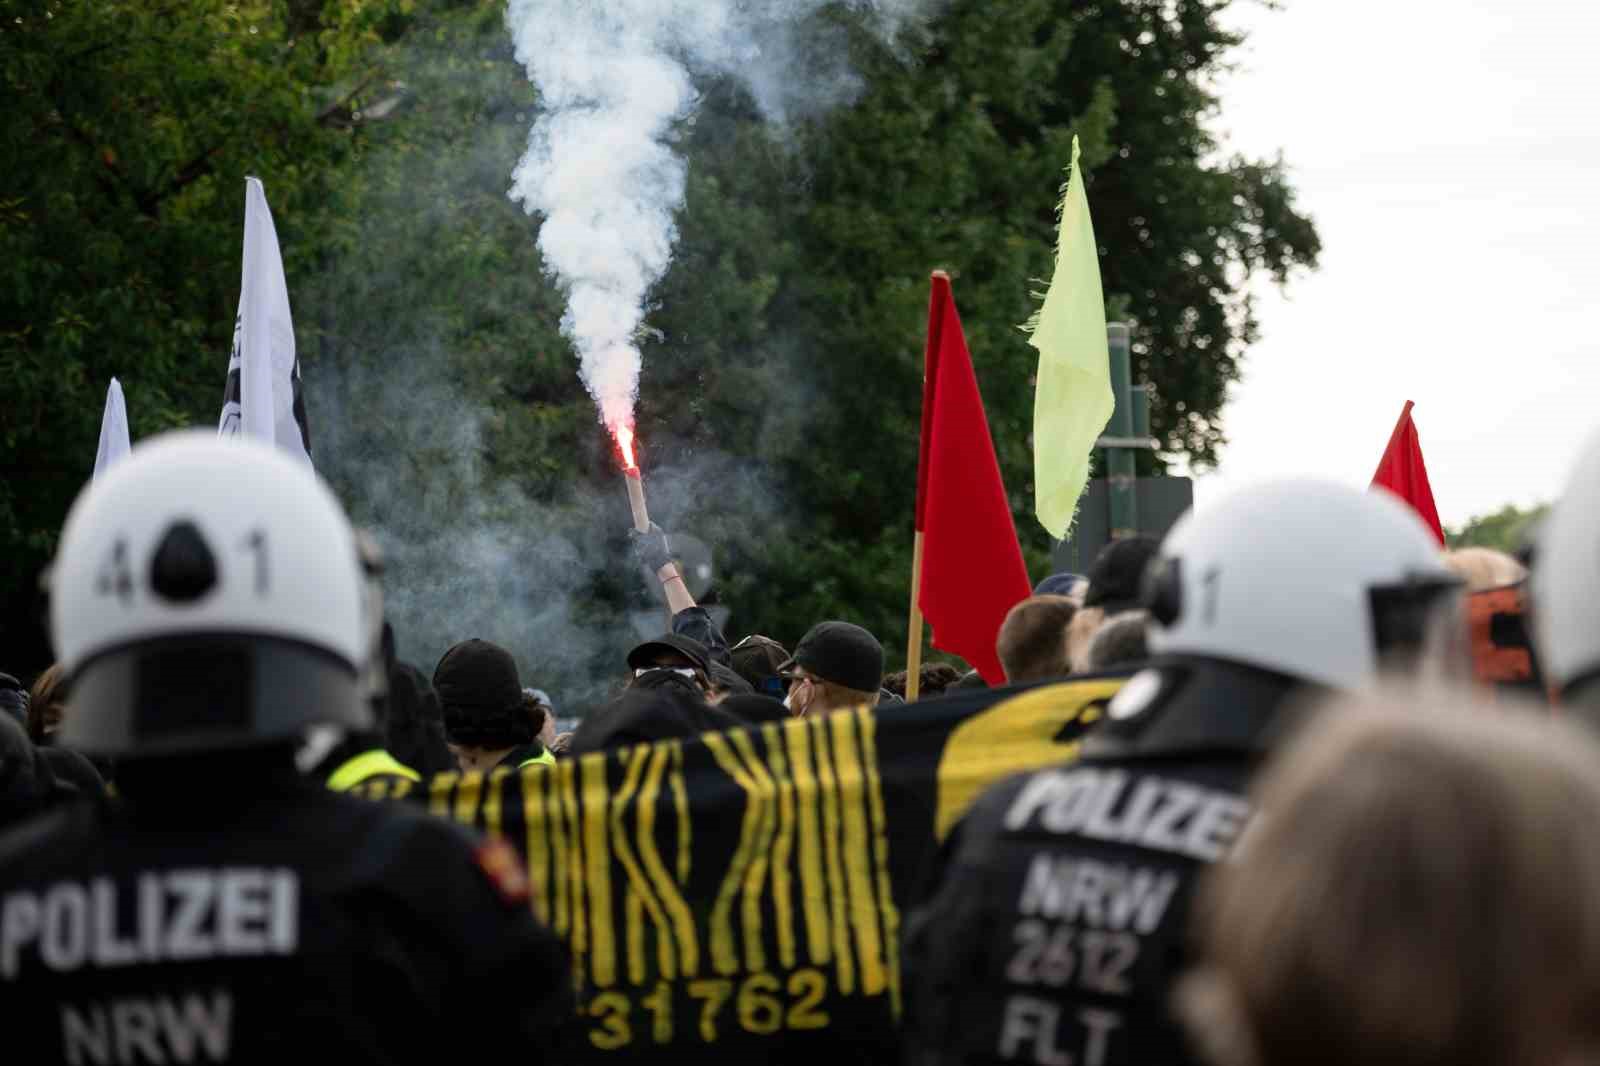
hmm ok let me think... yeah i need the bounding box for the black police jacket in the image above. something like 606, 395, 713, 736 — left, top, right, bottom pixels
0, 764, 574, 1063
901, 659, 1312, 1066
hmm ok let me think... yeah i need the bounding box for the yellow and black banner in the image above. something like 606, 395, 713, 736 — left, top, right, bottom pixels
366, 674, 1124, 1063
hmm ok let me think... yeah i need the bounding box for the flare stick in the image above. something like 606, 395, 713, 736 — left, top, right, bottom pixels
626, 468, 651, 533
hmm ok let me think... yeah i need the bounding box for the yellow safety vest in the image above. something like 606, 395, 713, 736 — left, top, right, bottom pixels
515, 748, 556, 769
327, 749, 423, 792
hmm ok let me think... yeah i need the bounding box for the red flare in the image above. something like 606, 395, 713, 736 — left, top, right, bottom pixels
615, 423, 638, 471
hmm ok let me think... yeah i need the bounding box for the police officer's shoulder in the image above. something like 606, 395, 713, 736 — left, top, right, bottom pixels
941, 765, 1058, 866
330, 787, 534, 912
0, 802, 99, 883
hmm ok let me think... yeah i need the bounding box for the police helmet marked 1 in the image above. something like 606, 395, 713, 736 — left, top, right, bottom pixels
1145, 479, 1454, 691
52, 431, 367, 675
49, 433, 373, 755
1533, 429, 1600, 692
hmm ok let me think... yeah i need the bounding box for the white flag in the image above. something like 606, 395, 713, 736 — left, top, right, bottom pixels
92, 377, 131, 480
218, 177, 312, 465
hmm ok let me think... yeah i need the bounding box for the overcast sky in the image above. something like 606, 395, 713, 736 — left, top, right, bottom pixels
1189, 0, 1600, 526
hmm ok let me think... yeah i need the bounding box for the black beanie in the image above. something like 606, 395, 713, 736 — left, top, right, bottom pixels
433, 639, 535, 749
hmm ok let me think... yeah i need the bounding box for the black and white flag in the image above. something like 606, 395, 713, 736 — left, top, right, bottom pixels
218, 177, 312, 465
92, 376, 131, 480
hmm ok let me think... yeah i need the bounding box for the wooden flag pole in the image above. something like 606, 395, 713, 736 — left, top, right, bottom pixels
906, 270, 950, 704
905, 530, 926, 701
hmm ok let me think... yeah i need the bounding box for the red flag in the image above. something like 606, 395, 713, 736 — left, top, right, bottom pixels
1371, 400, 1444, 544
916, 273, 1032, 683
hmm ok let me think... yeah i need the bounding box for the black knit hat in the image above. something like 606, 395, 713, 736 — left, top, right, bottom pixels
432, 639, 534, 749
1084, 535, 1160, 616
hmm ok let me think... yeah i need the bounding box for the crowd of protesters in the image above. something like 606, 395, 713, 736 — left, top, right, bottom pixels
2, 423, 1598, 1065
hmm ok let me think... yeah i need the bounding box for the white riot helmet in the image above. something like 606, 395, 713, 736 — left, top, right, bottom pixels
1142, 479, 1458, 690
49, 431, 373, 756
1532, 431, 1600, 700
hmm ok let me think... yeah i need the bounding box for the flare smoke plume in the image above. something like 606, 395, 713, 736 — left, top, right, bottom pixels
505, 0, 931, 435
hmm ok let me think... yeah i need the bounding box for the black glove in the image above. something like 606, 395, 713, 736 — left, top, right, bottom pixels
630, 522, 674, 574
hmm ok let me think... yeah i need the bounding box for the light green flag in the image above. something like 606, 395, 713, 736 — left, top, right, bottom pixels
1026, 136, 1113, 539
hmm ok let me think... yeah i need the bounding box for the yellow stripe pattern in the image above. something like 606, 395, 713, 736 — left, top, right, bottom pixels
408, 678, 1119, 1043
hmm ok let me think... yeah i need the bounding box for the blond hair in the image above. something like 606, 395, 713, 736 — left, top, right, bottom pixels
27, 662, 68, 744
1442, 546, 1527, 592
1066, 605, 1105, 673
805, 678, 879, 715
1180, 697, 1600, 1066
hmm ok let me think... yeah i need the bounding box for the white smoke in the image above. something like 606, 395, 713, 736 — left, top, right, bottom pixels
505, 0, 933, 434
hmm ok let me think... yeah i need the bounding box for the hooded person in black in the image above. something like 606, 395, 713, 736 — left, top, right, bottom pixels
434, 638, 553, 773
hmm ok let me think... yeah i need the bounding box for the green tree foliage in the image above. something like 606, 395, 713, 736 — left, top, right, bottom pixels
1446, 504, 1548, 555
1, 0, 1319, 700
663, 0, 1321, 657
0, 0, 412, 664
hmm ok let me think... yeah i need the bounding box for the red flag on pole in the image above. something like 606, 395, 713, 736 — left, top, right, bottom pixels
1371, 400, 1444, 545
915, 273, 1033, 684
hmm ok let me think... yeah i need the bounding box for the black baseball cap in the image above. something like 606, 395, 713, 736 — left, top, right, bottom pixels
1084, 535, 1160, 616
626, 633, 711, 676
1033, 572, 1084, 597
731, 635, 790, 696
780, 621, 884, 693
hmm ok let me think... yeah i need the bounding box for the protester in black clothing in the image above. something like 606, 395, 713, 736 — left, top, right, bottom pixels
779, 621, 884, 717
627, 632, 718, 700
35, 744, 106, 799
631, 522, 735, 667
0, 713, 51, 828
707, 660, 755, 700
902, 480, 1461, 1066
385, 660, 456, 776
730, 634, 791, 700
0, 432, 572, 1062
0, 671, 27, 726
569, 685, 744, 754
718, 692, 791, 725
434, 638, 553, 773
